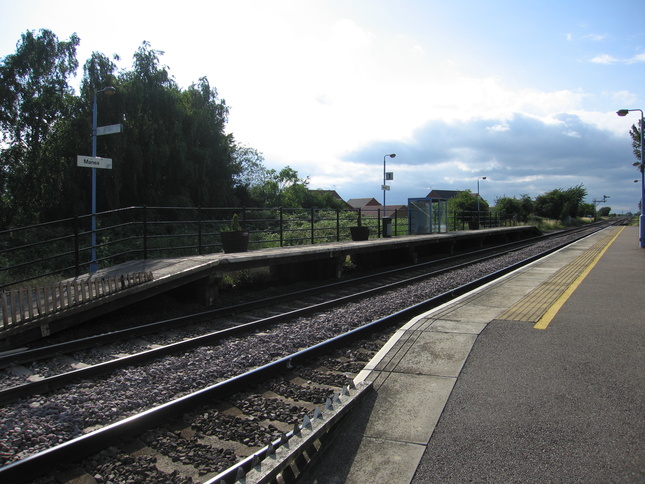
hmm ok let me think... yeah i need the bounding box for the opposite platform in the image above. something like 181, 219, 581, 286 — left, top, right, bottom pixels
1, 226, 538, 349
303, 225, 644, 483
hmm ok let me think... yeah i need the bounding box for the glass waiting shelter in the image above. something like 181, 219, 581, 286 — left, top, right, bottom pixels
408, 197, 448, 234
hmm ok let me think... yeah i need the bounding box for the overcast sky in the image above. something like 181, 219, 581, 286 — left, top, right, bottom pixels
2, 0, 644, 213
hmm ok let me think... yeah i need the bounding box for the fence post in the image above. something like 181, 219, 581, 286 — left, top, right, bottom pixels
74, 216, 80, 278
197, 206, 203, 255
378, 208, 382, 238
336, 209, 340, 241
143, 205, 148, 260
310, 207, 315, 245
279, 208, 284, 247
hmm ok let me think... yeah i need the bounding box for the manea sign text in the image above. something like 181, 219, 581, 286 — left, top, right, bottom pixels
77, 155, 112, 170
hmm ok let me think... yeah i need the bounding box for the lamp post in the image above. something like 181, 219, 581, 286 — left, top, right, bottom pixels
477, 176, 487, 229
617, 108, 645, 248
90, 86, 116, 273
383, 153, 396, 210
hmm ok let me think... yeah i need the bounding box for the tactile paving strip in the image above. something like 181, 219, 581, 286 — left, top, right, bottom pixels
497, 232, 616, 322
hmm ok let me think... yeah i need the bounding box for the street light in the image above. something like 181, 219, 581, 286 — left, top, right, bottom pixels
616, 108, 645, 248
477, 176, 487, 229
90, 86, 116, 273
383, 153, 396, 210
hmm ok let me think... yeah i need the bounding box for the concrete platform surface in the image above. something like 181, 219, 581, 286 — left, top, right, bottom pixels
302, 225, 644, 483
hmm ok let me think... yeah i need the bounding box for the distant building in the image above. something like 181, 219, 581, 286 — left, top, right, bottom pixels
309, 189, 352, 208
347, 198, 382, 210
382, 205, 408, 219
426, 189, 461, 200
347, 198, 407, 219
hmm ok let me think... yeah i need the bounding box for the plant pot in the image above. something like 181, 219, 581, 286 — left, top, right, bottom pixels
221, 230, 249, 253
350, 226, 370, 241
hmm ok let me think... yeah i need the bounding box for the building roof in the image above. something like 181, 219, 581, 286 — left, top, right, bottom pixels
308, 189, 352, 208
347, 198, 382, 209
426, 189, 461, 200
310, 189, 344, 200
382, 205, 408, 218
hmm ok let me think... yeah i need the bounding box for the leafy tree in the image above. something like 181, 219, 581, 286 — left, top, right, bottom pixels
1, 31, 344, 230
495, 196, 525, 222
446, 189, 489, 228
248, 166, 307, 207
79, 43, 235, 210
579, 202, 595, 218
305, 190, 348, 210
534, 184, 587, 220
598, 206, 611, 217
627, 123, 642, 173
0, 29, 80, 225
232, 145, 265, 185
518, 194, 535, 218
447, 189, 488, 212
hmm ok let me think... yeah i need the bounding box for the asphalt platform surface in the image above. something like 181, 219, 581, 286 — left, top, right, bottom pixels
303, 225, 644, 483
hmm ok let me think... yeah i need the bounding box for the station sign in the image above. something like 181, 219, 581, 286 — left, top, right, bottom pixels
96, 123, 123, 136
77, 155, 112, 170
381, 185, 390, 191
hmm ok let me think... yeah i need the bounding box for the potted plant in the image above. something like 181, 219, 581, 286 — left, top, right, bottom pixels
350, 210, 370, 241
221, 213, 249, 253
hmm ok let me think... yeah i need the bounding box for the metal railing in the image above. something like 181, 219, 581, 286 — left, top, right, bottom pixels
1, 205, 510, 289
0, 206, 395, 288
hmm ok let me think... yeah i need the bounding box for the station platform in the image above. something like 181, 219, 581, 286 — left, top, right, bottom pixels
1, 226, 539, 349
303, 225, 644, 483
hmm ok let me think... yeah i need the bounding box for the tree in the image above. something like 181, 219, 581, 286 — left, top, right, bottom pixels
627, 123, 642, 173
447, 189, 488, 212
0, 29, 80, 225
495, 196, 525, 222
579, 202, 595, 218
534, 184, 587, 220
230, 144, 267, 206
79, 43, 235, 210
598, 206, 611, 217
248, 166, 308, 207
446, 189, 489, 228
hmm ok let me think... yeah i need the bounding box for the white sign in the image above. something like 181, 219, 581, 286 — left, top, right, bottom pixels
96, 123, 123, 136
381, 185, 390, 191
77, 155, 112, 169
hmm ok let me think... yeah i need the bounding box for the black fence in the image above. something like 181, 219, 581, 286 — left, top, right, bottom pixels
0, 206, 510, 289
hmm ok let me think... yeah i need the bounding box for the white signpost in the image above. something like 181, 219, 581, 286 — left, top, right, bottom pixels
77, 155, 113, 170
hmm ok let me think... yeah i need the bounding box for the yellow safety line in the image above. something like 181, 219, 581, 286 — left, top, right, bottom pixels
534, 227, 624, 330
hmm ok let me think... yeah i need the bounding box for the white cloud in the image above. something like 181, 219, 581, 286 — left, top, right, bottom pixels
628, 53, 645, 64
591, 52, 645, 64
584, 33, 607, 41
591, 53, 619, 64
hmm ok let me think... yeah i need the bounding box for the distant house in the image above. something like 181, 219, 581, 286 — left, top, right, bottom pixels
347, 198, 407, 219
347, 198, 381, 210
426, 189, 461, 201
309, 189, 352, 208
383, 205, 408, 219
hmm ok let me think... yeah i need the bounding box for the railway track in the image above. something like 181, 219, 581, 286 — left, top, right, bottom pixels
0, 222, 605, 397
0, 222, 620, 483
